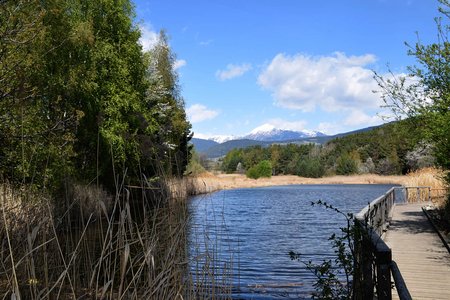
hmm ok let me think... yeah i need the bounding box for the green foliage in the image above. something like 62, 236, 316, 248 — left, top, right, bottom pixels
220, 123, 421, 178
185, 149, 206, 176
0, 0, 192, 193
296, 158, 325, 178
374, 0, 450, 218
375, 1, 450, 171
325, 121, 418, 175
335, 153, 358, 175
246, 160, 272, 179
221, 149, 244, 173
225, 143, 320, 176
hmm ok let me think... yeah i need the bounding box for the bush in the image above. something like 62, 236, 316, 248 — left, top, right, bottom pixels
296, 158, 325, 178
221, 149, 243, 173
336, 153, 358, 175
185, 150, 206, 176
246, 160, 272, 179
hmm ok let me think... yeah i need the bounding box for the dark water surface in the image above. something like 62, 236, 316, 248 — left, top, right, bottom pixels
187, 184, 395, 299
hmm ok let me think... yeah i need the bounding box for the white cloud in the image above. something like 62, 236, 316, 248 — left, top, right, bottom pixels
254, 119, 308, 132
343, 109, 383, 127
174, 59, 187, 70
139, 24, 159, 51
186, 104, 219, 123
192, 132, 211, 139
216, 63, 252, 81
258, 52, 382, 112
317, 122, 339, 135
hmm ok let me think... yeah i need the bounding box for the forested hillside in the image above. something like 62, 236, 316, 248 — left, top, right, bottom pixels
221, 121, 433, 177
0, 1, 191, 192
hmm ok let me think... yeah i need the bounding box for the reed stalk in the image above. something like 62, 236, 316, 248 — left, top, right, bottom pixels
0, 173, 232, 299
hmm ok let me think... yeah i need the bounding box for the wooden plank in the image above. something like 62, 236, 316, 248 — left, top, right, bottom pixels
384, 203, 450, 300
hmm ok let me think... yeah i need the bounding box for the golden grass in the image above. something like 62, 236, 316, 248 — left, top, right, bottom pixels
404, 168, 448, 206
191, 172, 409, 193
404, 167, 446, 189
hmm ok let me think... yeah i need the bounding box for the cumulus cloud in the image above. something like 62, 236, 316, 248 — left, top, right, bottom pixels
258, 52, 382, 112
317, 122, 338, 135
174, 59, 187, 70
186, 104, 219, 123
216, 63, 252, 81
139, 24, 159, 51
343, 109, 383, 127
254, 119, 308, 132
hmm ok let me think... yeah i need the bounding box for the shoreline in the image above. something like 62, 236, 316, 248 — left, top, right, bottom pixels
187, 173, 410, 194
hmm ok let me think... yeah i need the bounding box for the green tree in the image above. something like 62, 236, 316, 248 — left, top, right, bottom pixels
0, 1, 77, 187
296, 158, 325, 178
246, 160, 272, 179
375, 0, 450, 218
144, 31, 192, 177
221, 149, 243, 173
0, 0, 192, 193
185, 149, 205, 176
375, 0, 450, 179
336, 153, 358, 175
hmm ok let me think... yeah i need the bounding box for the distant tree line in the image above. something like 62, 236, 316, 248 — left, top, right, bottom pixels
0, 0, 191, 193
221, 121, 433, 178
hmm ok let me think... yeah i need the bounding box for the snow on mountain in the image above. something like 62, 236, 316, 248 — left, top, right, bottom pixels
207, 135, 236, 143
244, 125, 326, 142
193, 133, 236, 143
194, 126, 327, 144
249, 124, 277, 135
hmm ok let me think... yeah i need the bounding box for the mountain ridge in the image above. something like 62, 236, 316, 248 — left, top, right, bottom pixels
192, 124, 385, 158
243, 127, 326, 142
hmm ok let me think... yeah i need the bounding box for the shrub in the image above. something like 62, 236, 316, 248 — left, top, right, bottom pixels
336, 153, 358, 175
246, 160, 272, 179
296, 158, 325, 178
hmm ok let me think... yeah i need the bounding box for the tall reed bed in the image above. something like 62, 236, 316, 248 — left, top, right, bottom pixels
404, 167, 448, 206
0, 177, 231, 299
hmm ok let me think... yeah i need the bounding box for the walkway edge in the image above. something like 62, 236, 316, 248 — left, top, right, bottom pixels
422, 207, 450, 254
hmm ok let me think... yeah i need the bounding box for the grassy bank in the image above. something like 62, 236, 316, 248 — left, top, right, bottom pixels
192, 168, 442, 190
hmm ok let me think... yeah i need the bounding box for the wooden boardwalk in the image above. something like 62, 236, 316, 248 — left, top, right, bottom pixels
384, 202, 450, 300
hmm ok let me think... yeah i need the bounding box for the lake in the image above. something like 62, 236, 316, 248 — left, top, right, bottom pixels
187, 184, 395, 299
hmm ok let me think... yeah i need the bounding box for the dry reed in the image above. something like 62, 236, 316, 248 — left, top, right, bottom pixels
0, 176, 232, 299
404, 168, 448, 206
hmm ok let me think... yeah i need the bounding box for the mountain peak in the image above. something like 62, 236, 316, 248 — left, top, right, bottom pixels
249, 124, 277, 134
244, 125, 326, 142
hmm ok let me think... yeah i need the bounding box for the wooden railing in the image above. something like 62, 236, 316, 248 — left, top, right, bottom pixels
353, 186, 432, 300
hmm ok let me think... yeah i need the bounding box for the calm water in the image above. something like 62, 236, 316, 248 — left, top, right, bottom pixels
187, 184, 395, 299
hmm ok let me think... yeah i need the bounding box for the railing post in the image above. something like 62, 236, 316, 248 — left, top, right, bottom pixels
376, 248, 392, 300
428, 187, 431, 204
353, 219, 374, 300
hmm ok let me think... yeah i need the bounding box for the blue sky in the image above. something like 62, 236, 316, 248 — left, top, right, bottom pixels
133, 0, 440, 139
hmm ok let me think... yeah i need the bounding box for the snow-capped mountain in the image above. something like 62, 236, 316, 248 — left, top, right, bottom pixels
207, 135, 236, 143
193, 125, 327, 145
193, 133, 236, 144
243, 124, 327, 142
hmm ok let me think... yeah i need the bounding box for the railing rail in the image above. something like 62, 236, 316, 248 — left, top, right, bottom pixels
353, 186, 430, 300
355, 187, 395, 236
